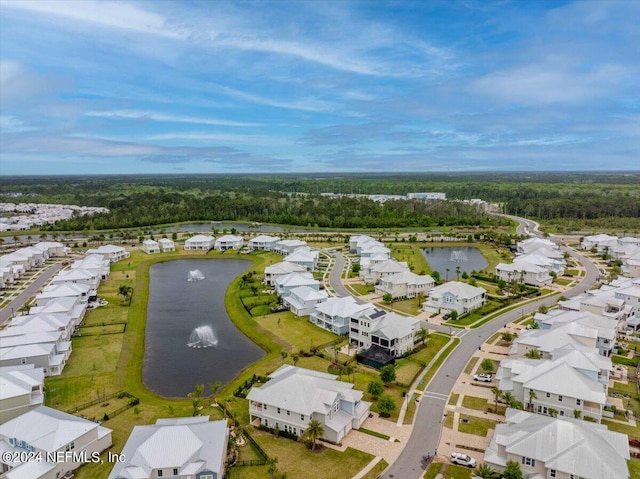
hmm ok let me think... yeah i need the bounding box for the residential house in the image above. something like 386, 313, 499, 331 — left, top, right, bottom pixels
4, 313, 76, 341
0, 406, 112, 479
284, 247, 319, 272
309, 296, 372, 336
85, 244, 129, 262
496, 262, 552, 287
141, 239, 160, 254
33, 241, 67, 257
0, 330, 71, 365
28, 296, 86, 326
34, 283, 90, 307
485, 409, 629, 479
273, 239, 307, 255
422, 281, 486, 315
513, 252, 566, 276
283, 286, 328, 317
350, 308, 419, 364
0, 365, 44, 423
360, 258, 409, 284
0, 342, 66, 376
516, 237, 558, 255
264, 262, 307, 286
158, 238, 175, 252
214, 234, 244, 251
184, 235, 215, 251
375, 271, 434, 299
248, 235, 281, 251
275, 272, 319, 298
247, 365, 371, 444
72, 254, 111, 280
581, 233, 619, 252
108, 417, 228, 479
51, 267, 100, 290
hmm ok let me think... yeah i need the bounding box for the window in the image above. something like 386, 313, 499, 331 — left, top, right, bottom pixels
263, 404, 268, 411
546, 392, 550, 398
277, 408, 281, 414
560, 410, 565, 416
301, 414, 305, 421
173, 468, 178, 476
521, 457, 535, 467
65, 441, 75, 451
550, 470, 556, 478
558, 395, 563, 402
158, 471, 163, 477
264, 419, 268, 427
576, 399, 581, 405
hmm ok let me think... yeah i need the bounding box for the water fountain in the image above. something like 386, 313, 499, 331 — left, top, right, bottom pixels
188, 325, 218, 348
450, 250, 468, 262
187, 269, 205, 282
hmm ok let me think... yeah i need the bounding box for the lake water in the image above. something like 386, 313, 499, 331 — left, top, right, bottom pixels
420, 246, 488, 279
144, 259, 264, 397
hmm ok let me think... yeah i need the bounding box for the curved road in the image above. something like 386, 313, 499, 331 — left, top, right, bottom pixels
327, 216, 600, 479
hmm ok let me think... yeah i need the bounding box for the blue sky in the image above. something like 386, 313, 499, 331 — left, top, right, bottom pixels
0, 0, 638, 175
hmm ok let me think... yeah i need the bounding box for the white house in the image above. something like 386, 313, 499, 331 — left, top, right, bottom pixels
51, 267, 100, 289
517, 237, 557, 255
275, 272, 319, 297
5, 313, 76, 341
350, 308, 419, 362
496, 262, 552, 287
485, 409, 630, 479
184, 235, 215, 251
360, 258, 409, 284
0, 341, 67, 377
264, 262, 307, 286
214, 234, 244, 251
247, 365, 371, 444
141, 239, 160, 254
283, 247, 319, 272
108, 417, 228, 479
273, 239, 307, 255
85, 244, 129, 262
375, 271, 434, 299
34, 283, 90, 307
581, 233, 618, 252
248, 235, 281, 251
0, 406, 112, 479
33, 242, 66, 257
158, 238, 175, 252
309, 296, 372, 336
0, 365, 44, 424
28, 296, 86, 326
513, 252, 566, 276
422, 281, 486, 315
283, 286, 328, 317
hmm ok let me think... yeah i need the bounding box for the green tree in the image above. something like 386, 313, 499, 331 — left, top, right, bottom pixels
450, 310, 458, 321
118, 285, 133, 305
573, 409, 582, 419
480, 358, 495, 374
501, 332, 514, 344
415, 327, 429, 345
538, 305, 548, 314
208, 381, 221, 397
548, 407, 559, 418
267, 457, 279, 479
280, 351, 288, 364
377, 395, 396, 417
292, 353, 300, 367
473, 463, 500, 479
525, 348, 542, 359
491, 387, 502, 412
382, 293, 393, 304
380, 364, 396, 384
367, 380, 384, 398
528, 390, 537, 411
304, 420, 324, 450
503, 460, 523, 479
351, 263, 360, 274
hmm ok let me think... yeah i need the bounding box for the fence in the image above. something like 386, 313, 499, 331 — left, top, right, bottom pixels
218, 401, 269, 466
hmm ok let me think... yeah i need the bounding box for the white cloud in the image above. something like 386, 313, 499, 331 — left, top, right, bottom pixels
85, 110, 261, 127
214, 85, 337, 113
2, 0, 186, 39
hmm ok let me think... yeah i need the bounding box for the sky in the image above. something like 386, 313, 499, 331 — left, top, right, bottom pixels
0, 0, 638, 175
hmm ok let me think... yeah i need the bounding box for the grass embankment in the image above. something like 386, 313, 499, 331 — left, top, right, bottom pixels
424, 462, 472, 479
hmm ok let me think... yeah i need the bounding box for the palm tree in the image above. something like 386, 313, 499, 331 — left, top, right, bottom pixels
501, 391, 516, 408
491, 387, 502, 412
525, 348, 542, 359
305, 420, 324, 450
415, 327, 429, 346
548, 408, 559, 418
445, 267, 450, 281
455, 265, 461, 281
118, 285, 133, 305
573, 409, 582, 419
474, 463, 500, 479
528, 390, 537, 411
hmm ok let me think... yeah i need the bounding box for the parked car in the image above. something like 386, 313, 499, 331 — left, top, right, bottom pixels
450, 452, 477, 468
443, 313, 451, 320
473, 373, 492, 382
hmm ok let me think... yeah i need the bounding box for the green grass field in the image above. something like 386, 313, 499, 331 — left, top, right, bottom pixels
458, 415, 498, 436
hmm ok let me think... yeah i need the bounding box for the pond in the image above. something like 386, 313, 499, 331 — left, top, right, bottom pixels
421, 246, 488, 279
144, 259, 264, 397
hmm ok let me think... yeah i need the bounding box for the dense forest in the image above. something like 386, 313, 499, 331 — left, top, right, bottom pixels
0, 172, 638, 231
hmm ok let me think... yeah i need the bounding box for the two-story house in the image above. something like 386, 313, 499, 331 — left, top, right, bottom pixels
422, 281, 486, 315
309, 296, 372, 336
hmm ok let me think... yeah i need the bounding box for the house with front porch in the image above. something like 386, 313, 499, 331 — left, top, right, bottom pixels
496, 262, 552, 287
350, 308, 419, 361
275, 272, 319, 297
309, 297, 373, 336
247, 365, 371, 444
141, 239, 160, 254
248, 235, 281, 251
158, 238, 175, 252
283, 286, 328, 317
360, 258, 409, 284
0, 406, 112, 479
85, 244, 130, 262
284, 247, 319, 272
422, 281, 486, 315
484, 409, 630, 479
34, 283, 90, 307
273, 239, 307, 255
375, 271, 434, 299
184, 235, 215, 251
214, 234, 244, 250
264, 262, 307, 286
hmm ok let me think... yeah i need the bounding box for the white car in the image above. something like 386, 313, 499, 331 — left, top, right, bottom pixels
450, 452, 477, 468
473, 373, 492, 382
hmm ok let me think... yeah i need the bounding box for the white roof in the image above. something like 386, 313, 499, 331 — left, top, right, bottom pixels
142, 239, 159, 246
276, 239, 307, 247
0, 342, 56, 361
265, 262, 306, 275
490, 409, 629, 479
497, 261, 547, 274
429, 281, 485, 300
249, 234, 280, 243
275, 272, 317, 288
108, 417, 227, 479
216, 234, 243, 242
289, 286, 328, 302
185, 235, 214, 243
0, 365, 44, 401
0, 406, 111, 453
370, 311, 419, 341
381, 271, 434, 287
284, 249, 318, 264
37, 283, 89, 300
525, 362, 606, 404
313, 296, 372, 318
247, 365, 364, 416
371, 259, 409, 274
158, 238, 174, 244
87, 244, 126, 254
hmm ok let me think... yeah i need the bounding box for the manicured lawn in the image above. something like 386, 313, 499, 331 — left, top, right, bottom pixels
445, 300, 502, 327
349, 282, 375, 295
458, 415, 498, 436
446, 464, 473, 479
444, 412, 454, 429
395, 358, 423, 387
475, 359, 499, 376
628, 458, 640, 478
418, 338, 460, 390
424, 462, 442, 479
461, 395, 505, 415
257, 311, 338, 352
602, 420, 640, 440
385, 298, 421, 316
249, 428, 375, 479
62, 334, 123, 376
449, 392, 460, 405
82, 304, 128, 325
361, 459, 389, 479
463, 357, 479, 375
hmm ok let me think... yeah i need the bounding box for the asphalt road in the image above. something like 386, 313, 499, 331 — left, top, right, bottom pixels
0, 262, 63, 325
324, 216, 600, 479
